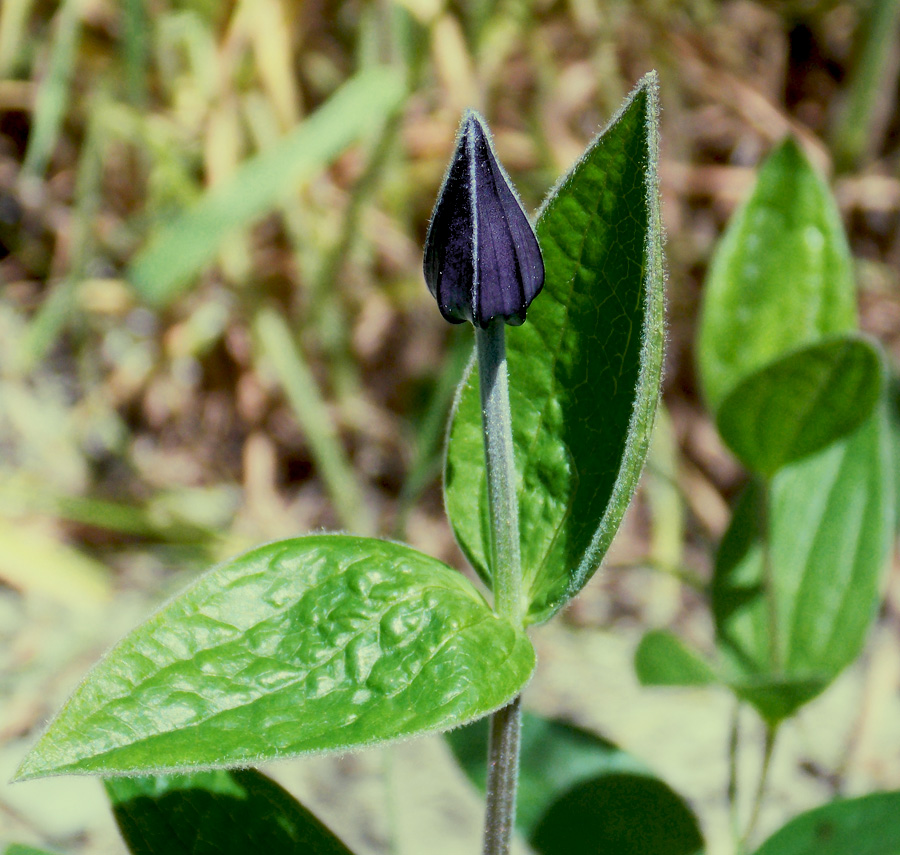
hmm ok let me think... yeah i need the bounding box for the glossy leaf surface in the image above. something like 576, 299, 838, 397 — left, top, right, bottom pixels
634, 630, 718, 687
16, 536, 535, 779
105, 769, 354, 855
447, 711, 703, 855
445, 73, 664, 624
713, 408, 893, 724
752, 791, 900, 855
697, 138, 857, 411
716, 336, 883, 477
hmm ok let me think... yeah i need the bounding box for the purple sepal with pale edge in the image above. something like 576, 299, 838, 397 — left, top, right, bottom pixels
424, 111, 544, 328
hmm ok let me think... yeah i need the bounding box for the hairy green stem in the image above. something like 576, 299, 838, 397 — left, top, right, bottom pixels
475, 321, 524, 855
481, 695, 523, 855
475, 321, 523, 622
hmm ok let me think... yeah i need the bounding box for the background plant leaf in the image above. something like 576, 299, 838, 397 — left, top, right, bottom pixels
128, 67, 405, 306
105, 769, 355, 855
446, 711, 703, 855
4, 847, 61, 855
530, 775, 704, 855
888, 377, 900, 534
444, 72, 664, 625
751, 791, 900, 855
634, 629, 718, 687
15, 536, 535, 779
697, 137, 857, 412
713, 406, 894, 725
716, 335, 883, 477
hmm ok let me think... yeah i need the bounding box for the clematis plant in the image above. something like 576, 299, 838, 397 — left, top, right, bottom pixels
14, 74, 664, 855
424, 106, 546, 853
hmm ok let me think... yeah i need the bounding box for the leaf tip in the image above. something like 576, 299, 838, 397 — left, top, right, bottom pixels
11, 752, 46, 784
635, 68, 660, 99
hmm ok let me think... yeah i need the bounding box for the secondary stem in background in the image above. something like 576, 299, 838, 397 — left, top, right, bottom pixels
475, 321, 524, 855
253, 307, 376, 536
22, 96, 106, 369
760, 482, 780, 672
727, 704, 740, 852
741, 724, 778, 852
829, 0, 900, 171
392, 328, 471, 539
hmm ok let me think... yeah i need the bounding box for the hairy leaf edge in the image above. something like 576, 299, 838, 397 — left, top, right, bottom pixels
555, 70, 666, 619
440, 72, 666, 625
14, 534, 537, 781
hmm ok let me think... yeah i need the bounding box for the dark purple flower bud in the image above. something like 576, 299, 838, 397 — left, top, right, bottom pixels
423, 111, 544, 328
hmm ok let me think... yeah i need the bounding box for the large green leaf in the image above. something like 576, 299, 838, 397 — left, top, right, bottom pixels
105, 769, 354, 855
444, 72, 664, 625
446, 711, 703, 855
697, 138, 857, 412
128, 67, 405, 305
634, 630, 718, 687
716, 336, 883, 477
713, 406, 893, 724
15, 536, 535, 779
752, 791, 900, 855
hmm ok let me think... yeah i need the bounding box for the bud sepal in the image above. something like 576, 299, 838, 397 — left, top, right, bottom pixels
423, 111, 544, 328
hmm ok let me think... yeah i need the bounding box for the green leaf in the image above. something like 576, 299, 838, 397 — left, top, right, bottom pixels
444, 72, 665, 625
728, 676, 827, 726
446, 711, 703, 855
713, 406, 894, 724
634, 630, 718, 687
105, 769, 355, 855
530, 776, 704, 855
752, 791, 900, 855
15, 536, 535, 779
888, 377, 900, 533
128, 67, 405, 306
716, 336, 883, 477
697, 138, 857, 412
4, 846, 61, 855
447, 711, 646, 834
21, 0, 82, 179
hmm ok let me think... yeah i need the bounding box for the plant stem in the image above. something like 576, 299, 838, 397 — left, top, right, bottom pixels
727, 703, 740, 854
392, 328, 470, 539
760, 482, 780, 672
475, 321, 523, 622
481, 695, 523, 855
740, 724, 778, 851
829, 0, 900, 171
475, 320, 524, 855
